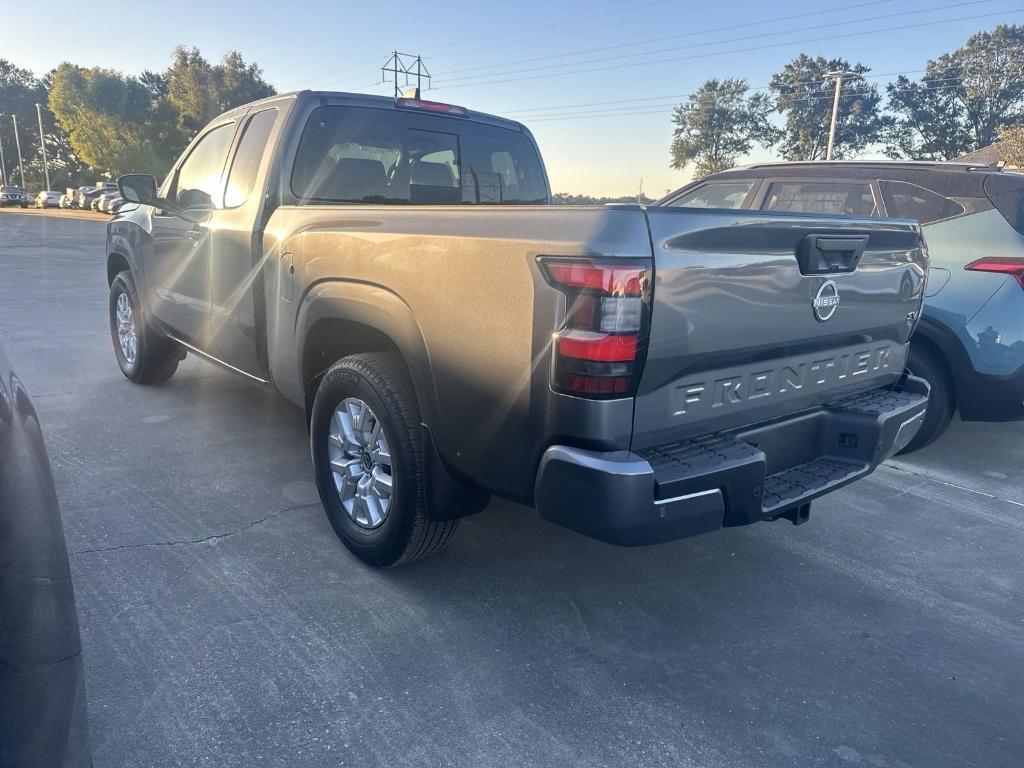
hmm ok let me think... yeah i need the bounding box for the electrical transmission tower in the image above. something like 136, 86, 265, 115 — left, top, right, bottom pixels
381, 52, 431, 97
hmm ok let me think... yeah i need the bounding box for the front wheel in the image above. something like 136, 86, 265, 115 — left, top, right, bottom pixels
310, 353, 458, 567
108, 270, 183, 384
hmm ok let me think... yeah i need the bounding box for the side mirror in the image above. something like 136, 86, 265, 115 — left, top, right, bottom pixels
117, 174, 158, 206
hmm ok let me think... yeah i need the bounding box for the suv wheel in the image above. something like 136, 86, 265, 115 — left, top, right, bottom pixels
108, 270, 183, 384
898, 344, 955, 454
310, 352, 458, 567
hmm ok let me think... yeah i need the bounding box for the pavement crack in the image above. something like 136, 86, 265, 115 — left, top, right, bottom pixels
70, 501, 319, 556
883, 461, 1024, 509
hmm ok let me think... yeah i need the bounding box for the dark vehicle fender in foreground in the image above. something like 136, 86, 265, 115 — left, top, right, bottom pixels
0, 344, 91, 767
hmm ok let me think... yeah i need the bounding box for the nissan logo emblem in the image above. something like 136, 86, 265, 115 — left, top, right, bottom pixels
813, 280, 840, 322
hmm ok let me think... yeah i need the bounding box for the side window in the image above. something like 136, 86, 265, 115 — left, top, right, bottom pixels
763, 181, 879, 217
172, 122, 235, 210
667, 181, 756, 209
224, 109, 278, 209
879, 180, 965, 225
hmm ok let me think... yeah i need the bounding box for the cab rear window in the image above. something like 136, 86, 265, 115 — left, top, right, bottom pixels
291, 105, 548, 205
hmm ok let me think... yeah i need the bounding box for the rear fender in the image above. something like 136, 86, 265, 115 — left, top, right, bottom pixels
293, 279, 440, 432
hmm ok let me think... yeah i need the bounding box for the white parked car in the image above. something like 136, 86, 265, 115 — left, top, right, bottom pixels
35, 190, 62, 208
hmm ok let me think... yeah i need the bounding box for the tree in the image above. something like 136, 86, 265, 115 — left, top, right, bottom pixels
886, 25, 1024, 159
997, 124, 1024, 167
0, 59, 45, 186
770, 55, 888, 160
669, 78, 778, 177
165, 47, 274, 134
48, 63, 182, 177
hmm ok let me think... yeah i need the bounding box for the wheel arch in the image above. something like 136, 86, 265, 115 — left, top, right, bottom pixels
294, 281, 439, 429
909, 316, 962, 408
106, 250, 132, 286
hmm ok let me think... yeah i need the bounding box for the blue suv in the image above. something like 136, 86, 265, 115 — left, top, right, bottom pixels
660, 162, 1024, 452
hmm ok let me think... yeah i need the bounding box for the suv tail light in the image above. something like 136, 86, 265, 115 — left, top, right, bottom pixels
965, 257, 1024, 290
539, 258, 652, 398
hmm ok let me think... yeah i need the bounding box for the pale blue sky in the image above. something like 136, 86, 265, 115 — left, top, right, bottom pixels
5, 0, 1022, 194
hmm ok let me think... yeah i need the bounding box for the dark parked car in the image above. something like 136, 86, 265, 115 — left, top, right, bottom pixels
661, 161, 1024, 451
1, 185, 30, 208
0, 342, 91, 766
106, 91, 929, 567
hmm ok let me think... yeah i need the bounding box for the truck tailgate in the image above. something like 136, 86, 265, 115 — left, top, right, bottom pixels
633, 208, 927, 450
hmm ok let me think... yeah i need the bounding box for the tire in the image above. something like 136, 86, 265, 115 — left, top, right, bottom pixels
310, 352, 458, 567
108, 270, 182, 384
898, 343, 955, 454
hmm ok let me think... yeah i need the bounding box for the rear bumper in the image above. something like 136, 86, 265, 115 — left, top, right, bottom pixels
535, 377, 929, 546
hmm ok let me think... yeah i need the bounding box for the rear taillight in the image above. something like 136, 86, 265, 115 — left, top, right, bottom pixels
965, 257, 1024, 290
540, 257, 652, 398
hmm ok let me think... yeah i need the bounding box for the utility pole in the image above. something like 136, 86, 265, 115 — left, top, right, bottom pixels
637, 177, 644, 204
11, 114, 26, 188
0, 122, 7, 185
381, 52, 430, 97
36, 103, 50, 191
823, 70, 853, 161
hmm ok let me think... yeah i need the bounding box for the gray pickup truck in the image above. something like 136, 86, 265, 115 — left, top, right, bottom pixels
107, 90, 930, 566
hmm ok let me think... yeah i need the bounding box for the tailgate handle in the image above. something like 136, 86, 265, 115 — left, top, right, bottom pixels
798, 235, 869, 275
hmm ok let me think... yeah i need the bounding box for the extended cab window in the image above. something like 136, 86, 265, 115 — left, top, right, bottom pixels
879, 180, 964, 225
667, 181, 755, 209
763, 181, 879, 217
172, 122, 235, 209
224, 109, 278, 208
290, 106, 548, 205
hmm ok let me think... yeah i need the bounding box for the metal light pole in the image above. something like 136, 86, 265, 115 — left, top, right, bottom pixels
824, 70, 853, 161
0, 123, 7, 185
35, 103, 51, 191
11, 114, 26, 188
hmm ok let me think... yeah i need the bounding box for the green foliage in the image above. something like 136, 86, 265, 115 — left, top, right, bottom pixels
0, 60, 45, 186
48, 63, 179, 177
886, 25, 1024, 160
166, 47, 275, 134
670, 78, 778, 177
996, 124, 1024, 167
45, 47, 275, 179
770, 55, 889, 161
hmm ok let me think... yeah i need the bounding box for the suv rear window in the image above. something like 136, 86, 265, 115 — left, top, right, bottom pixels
763, 181, 879, 217
667, 181, 755, 209
291, 106, 548, 205
878, 180, 964, 224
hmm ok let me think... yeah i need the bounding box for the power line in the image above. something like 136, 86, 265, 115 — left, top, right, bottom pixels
420, 0, 680, 58
430, 8, 1022, 92
433, 0, 903, 80
522, 80, 981, 123
499, 72, 974, 120
432, 0, 996, 88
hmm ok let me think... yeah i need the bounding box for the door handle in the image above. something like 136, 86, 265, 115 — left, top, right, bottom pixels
797, 234, 868, 275
185, 227, 205, 245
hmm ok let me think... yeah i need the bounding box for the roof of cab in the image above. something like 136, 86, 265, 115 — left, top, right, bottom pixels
218, 89, 527, 133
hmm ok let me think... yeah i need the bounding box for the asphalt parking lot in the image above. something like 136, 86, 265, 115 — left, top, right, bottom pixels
2, 209, 1023, 768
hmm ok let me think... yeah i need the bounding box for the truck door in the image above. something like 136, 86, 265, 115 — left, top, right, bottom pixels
143, 120, 236, 350
205, 107, 281, 379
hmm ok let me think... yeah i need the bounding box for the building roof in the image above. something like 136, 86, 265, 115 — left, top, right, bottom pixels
954, 143, 1009, 166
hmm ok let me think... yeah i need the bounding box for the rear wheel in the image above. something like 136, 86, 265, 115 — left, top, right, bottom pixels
310, 352, 458, 567
898, 344, 955, 454
109, 270, 183, 384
